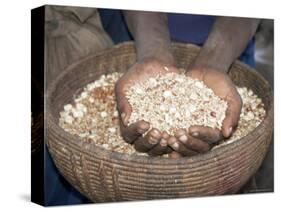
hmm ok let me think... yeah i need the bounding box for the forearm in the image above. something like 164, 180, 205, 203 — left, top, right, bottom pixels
192, 17, 260, 72
123, 11, 175, 65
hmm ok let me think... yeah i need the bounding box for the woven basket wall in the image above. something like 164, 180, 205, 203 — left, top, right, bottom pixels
46, 42, 273, 202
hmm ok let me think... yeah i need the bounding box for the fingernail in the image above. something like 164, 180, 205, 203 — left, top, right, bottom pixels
138, 129, 145, 134
163, 66, 169, 71
121, 113, 127, 124
228, 127, 233, 135
192, 132, 199, 137
179, 135, 188, 142
138, 129, 146, 134
149, 137, 158, 145
160, 139, 167, 146
172, 142, 179, 150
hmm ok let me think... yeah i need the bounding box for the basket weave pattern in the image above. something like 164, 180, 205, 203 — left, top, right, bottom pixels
46, 42, 273, 202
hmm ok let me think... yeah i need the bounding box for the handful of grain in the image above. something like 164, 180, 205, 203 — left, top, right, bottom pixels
126, 72, 227, 135
59, 72, 266, 156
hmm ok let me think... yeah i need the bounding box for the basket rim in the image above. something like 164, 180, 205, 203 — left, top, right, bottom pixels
46, 41, 274, 165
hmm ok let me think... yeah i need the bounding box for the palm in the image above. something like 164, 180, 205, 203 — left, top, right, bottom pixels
115, 58, 180, 155
187, 68, 242, 138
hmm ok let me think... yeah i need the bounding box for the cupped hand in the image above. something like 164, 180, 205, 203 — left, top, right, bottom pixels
169, 67, 242, 157
115, 57, 180, 156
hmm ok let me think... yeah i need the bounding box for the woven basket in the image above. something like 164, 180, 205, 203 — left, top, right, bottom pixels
46, 42, 273, 202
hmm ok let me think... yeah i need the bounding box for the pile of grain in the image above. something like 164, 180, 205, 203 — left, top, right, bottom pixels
59, 73, 138, 155
59, 72, 266, 156
126, 72, 227, 134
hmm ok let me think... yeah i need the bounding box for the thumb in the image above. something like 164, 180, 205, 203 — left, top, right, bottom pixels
115, 80, 132, 126
222, 95, 242, 138
116, 95, 132, 126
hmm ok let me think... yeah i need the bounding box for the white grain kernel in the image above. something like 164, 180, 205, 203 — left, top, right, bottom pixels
89, 97, 94, 103
189, 105, 196, 113
148, 78, 157, 88
108, 127, 116, 133
64, 116, 74, 124
79, 133, 88, 138
245, 111, 255, 121
175, 112, 181, 119
169, 105, 177, 114
159, 104, 167, 111
76, 103, 85, 110
102, 143, 109, 149
81, 92, 88, 99
163, 90, 172, 98
113, 111, 119, 117
185, 109, 191, 117
135, 87, 144, 94
64, 104, 72, 112
190, 93, 198, 100
100, 111, 108, 118
73, 110, 84, 118
194, 81, 203, 88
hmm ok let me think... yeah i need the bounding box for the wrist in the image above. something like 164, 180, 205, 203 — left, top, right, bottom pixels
190, 45, 233, 73
137, 43, 175, 66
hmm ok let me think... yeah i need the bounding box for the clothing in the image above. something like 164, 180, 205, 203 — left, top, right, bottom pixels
99, 11, 255, 67
98, 9, 132, 43
45, 5, 113, 86
167, 13, 255, 67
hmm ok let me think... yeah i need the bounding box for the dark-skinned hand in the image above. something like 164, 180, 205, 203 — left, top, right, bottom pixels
168, 67, 242, 157
115, 58, 242, 157
115, 57, 180, 156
